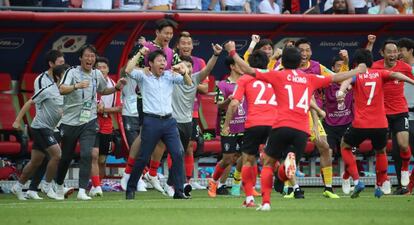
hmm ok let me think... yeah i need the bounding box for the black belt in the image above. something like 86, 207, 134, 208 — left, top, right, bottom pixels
409, 107, 414, 113
144, 113, 172, 119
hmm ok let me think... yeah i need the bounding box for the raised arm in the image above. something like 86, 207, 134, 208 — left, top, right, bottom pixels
366, 35, 376, 52
390, 72, 414, 85
224, 41, 256, 76
332, 63, 366, 83
125, 47, 149, 75
199, 44, 223, 81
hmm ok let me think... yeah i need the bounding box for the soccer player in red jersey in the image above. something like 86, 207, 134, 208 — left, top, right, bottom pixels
397, 37, 414, 194
337, 48, 414, 199
224, 41, 365, 211
223, 50, 277, 207
371, 40, 414, 194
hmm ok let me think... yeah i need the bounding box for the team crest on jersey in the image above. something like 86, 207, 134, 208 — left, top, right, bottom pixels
48, 136, 54, 144
224, 143, 230, 151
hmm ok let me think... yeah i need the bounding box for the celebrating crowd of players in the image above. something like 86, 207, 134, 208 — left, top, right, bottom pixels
9, 18, 414, 210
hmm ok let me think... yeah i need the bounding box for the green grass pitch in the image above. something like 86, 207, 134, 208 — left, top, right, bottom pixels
0, 188, 413, 225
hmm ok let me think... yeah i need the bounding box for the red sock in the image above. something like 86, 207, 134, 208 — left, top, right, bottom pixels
277, 165, 289, 182
242, 166, 254, 197
400, 147, 411, 171
125, 157, 135, 174
91, 175, 101, 187
253, 165, 258, 185
184, 155, 194, 180
375, 153, 388, 187
167, 154, 172, 169
149, 160, 160, 177
342, 170, 350, 179
212, 164, 225, 181
261, 166, 273, 204
142, 166, 148, 175
341, 147, 359, 180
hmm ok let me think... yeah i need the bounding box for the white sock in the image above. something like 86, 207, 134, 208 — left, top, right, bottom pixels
246, 196, 254, 202
78, 188, 86, 194
354, 179, 359, 186
218, 182, 225, 188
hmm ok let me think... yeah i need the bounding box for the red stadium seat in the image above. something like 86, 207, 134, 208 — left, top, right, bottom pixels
198, 93, 222, 155
20, 72, 38, 92
0, 73, 12, 92
304, 141, 315, 154
358, 140, 373, 154
199, 93, 217, 131
207, 75, 216, 92
0, 94, 28, 157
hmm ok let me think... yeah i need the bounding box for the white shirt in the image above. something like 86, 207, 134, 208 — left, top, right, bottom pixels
175, 0, 202, 9
119, 0, 143, 10
258, 0, 280, 14
224, 0, 247, 7
82, 0, 112, 9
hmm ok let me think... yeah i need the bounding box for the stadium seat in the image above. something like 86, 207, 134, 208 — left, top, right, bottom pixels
207, 75, 216, 92
304, 141, 315, 154
20, 72, 38, 92
358, 140, 373, 154
108, 74, 119, 82
0, 73, 12, 92
0, 94, 28, 158
198, 93, 221, 155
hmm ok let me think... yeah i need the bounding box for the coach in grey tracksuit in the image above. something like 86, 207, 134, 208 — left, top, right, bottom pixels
55, 45, 125, 200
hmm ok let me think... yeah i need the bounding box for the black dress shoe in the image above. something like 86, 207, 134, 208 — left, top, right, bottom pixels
126, 190, 135, 200
184, 184, 192, 198
173, 192, 189, 199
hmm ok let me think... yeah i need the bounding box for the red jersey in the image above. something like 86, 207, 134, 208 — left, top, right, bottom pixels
232, 75, 277, 128
372, 59, 413, 115
256, 69, 332, 134
352, 69, 392, 129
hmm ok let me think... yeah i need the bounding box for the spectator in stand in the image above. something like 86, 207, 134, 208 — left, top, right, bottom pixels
175, 0, 202, 10
82, 0, 112, 9
146, 0, 172, 10
369, 0, 412, 14
324, 0, 349, 14
221, 0, 251, 13
119, 0, 146, 10
202, 0, 220, 10
41, 0, 69, 7
0, 0, 10, 6
258, 0, 281, 14
348, 0, 368, 13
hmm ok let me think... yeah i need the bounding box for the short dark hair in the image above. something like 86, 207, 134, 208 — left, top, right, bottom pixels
78, 44, 97, 58
352, 48, 373, 68
52, 64, 70, 83
180, 55, 193, 66
294, 38, 311, 48
281, 47, 301, 69
156, 19, 177, 31
248, 50, 269, 69
331, 55, 343, 68
398, 38, 414, 57
95, 56, 109, 67
381, 40, 398, 52
253, 39, 274, 52
148, 49, 166, 63
224, 56, 235, 71
45, 49, 63, 65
